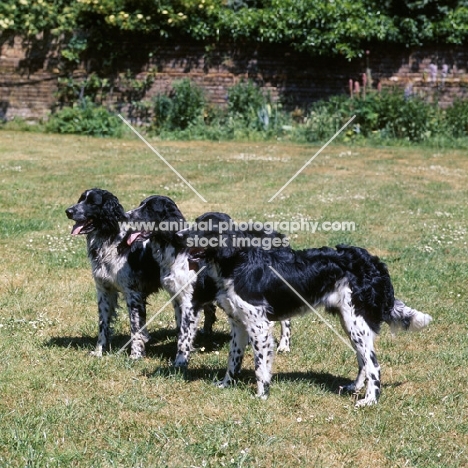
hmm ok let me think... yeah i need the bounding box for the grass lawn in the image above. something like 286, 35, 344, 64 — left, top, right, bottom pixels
0, 130, 467, 467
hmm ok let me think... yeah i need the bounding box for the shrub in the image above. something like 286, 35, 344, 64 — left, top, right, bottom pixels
46, 99, 122, 137
151, 94, 173, 129
168, 79, 206, 130
150, 79, 205, 132
444, 99, 468, 138
375, 91, 441, 142
227, 80, 272, 131
39, 76, 468, 146
299, 103, 343, 143
300, 89, 445, 143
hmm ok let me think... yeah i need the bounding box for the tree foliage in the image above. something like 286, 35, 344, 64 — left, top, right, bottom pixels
1, 0, 467, 62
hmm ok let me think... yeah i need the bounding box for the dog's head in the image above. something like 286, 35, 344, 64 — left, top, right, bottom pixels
126, 195, 185, 246
65, 188, 126, 235
177, 212, 288, 260
176, 211, 233, 259
176, 211, 232, 242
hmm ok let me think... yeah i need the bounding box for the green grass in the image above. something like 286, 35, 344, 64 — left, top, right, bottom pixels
0, 131, 467, 467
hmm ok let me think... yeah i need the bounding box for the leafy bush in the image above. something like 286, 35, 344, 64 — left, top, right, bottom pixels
152, 94, 173, 129
55, 71, 155, 124
444, 99, 468, 138
169, 79, 205, 130
152, 78, 205, 132
55, 74, 111, 107
378, 93, 442, 142
298, 103, 343, 143
40, 76, 468, 146
46, 99, 122, 137
148, 80, 293, 141
227, 80, 272, 131
151, 79, 205, 131
300, 90, 445, 143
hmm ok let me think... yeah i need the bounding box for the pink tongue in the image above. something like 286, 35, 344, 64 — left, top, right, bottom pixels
127, 232, 142, 245
71, 224, 84, 236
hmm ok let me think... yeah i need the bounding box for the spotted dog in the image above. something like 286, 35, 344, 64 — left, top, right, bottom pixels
126, 197, 291, 367
65, 188, 161, 358
178, 212, 432, 407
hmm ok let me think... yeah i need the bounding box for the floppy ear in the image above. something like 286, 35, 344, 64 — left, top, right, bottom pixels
87, 189, 103, 205
156, 200, 185, 244
162, 201, 185, 224
104, 195, 126, 220
101, 195, 127, 232
206, 229, 239, 259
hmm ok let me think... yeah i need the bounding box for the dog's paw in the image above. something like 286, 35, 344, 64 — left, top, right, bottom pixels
129, 352, 145, 360
354, 396, 378, 408
90, 349, 103, 357
276, 342, 290, 353
215, 376, 235, 389
130, 341, 146, 360
173, 354, 189, 368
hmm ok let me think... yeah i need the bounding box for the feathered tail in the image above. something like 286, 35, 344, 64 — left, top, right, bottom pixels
388, 298, 432, 334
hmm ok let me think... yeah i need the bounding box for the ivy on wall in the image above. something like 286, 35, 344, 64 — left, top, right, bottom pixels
1, 0, 468, 65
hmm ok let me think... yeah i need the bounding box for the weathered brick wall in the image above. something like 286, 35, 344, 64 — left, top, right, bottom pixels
0, 35, 60, 120
1, 34, 468, 121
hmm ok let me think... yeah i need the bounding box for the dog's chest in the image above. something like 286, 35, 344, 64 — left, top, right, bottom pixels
88, 238, 128, 290
157, 248, 194, 294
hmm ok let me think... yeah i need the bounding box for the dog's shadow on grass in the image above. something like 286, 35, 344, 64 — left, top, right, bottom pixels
45, 334, 101, 352
45, 333, 403, 395
144, 328, 232, 360
144, 363, 404, 396
179, 367, 352, 395
273, 371, 403, 393
45, 328, 231, 362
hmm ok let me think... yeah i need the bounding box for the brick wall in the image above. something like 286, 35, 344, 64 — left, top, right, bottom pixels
1, 34, 468, 121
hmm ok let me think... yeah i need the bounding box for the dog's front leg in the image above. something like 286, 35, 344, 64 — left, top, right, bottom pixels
92, 287, 118, 357
277, 319, 291, 353
249, 318, 275, 399
353, 333, 381, 407
126, 292, 148, 359
339, 305, 380, 406
217, 317, 249, 389
173, 302, 201, 367
202, 303, 217, 334
172, 299, 182, 331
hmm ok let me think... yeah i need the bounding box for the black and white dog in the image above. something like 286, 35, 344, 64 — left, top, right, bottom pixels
178, 212, 432, 407
65, 188, 160, 358
65, 188, 216, 359
126, 196, 292, 367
